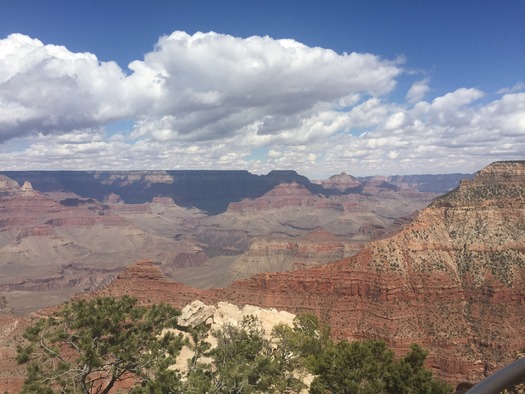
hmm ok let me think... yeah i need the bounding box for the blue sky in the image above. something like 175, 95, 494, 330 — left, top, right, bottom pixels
0, 0, 523, 177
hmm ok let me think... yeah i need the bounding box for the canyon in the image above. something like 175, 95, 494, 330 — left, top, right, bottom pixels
5, 164, 518, 391
206, 161, 525, 384
27, 161, 523, 386
0, 169, 455, 311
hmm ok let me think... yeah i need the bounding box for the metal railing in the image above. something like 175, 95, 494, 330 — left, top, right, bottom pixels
467, 357, 525, 393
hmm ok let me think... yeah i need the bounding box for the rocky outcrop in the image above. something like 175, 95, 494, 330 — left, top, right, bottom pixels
227, 183, 343, 213
205, 161, 525, 383
321, 172, 361, 191
178, 300, 217, 327
95, 260, 205, 309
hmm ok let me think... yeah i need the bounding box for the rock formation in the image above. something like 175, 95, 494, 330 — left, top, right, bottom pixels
95, 260, 205, 309
1, 170, 468, 215
0, 176, 206, 313
207, 161, 525, 383
359, 173, 473, 193
177, 299, 295, 337
228, 228, 351, 279
0, 170, 323, 214
0, 167, 482, 390
321, 172, 361, 191
84, 162, 518, 384
228, 182, 343, 213
0, 167, 467, 315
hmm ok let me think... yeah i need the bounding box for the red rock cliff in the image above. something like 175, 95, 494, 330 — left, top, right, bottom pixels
209, 161, 525, 383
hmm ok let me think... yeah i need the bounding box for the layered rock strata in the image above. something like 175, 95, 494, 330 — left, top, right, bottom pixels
228, 183, 343, 213
210, 161, 525, 382
89, 162, 525, 383
1, 170, 468, 215
0, 176, 206, 312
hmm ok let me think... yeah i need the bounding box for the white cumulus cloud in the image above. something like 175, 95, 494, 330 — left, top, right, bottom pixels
0, 34, 129, 142
406, 78, 430, 104
0, 31, 401, 146
0, 32, 524, 177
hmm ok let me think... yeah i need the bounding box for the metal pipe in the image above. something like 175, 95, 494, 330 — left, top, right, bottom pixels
468, 358, 525, 394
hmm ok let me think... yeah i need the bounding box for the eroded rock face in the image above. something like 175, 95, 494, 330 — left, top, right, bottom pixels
229, 228, 349, 278
177, 300, 295, 335
227, 182, 343, 213
321, 172, 361, 191
0, 165, 508, 388
178, 300, 216, 327
207, 161, 525, 383
1, 170, 469, 215
0, 170, 321, 215
95, 260, 205, 309
44, 154, 524, 385
0, 176, 206, 311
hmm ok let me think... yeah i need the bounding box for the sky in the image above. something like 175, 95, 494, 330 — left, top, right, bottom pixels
0, 0, 524, 178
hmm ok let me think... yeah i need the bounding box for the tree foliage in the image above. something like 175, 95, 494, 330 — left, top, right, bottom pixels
272, 313, 332, 372
17, 301, 451, 394
275, 313, 450, 394
310, 340, 450, 394
17, 296, 183, 394
194, 315, 305, 393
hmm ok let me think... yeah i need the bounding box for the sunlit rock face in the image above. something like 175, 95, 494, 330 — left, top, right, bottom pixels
0, 166, 492, 389
207, 161, 525, 383
18, 159, 523, 387
29, 161, 519, 383
69, 159, 524, 384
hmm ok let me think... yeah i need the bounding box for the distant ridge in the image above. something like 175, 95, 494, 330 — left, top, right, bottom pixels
0, 170, 470, 214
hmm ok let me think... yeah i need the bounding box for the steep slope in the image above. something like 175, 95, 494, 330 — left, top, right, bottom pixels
171, 181, 435, 288
0, 171, 438, 313
320, 172, 361, 191
48, 158, 525, 384
206, 161, 525, 382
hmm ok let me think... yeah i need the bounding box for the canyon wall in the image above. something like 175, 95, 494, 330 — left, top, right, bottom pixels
1, 170, 469, 214
207, 161, 525, 382
72, 159, 524, 384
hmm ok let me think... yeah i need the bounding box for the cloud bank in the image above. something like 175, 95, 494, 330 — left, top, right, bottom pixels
0, 32, 523, 177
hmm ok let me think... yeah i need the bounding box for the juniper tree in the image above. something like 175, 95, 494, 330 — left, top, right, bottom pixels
17, 295, 183, 394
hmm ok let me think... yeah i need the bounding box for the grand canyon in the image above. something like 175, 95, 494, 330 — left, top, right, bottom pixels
1, 161, 524, 391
